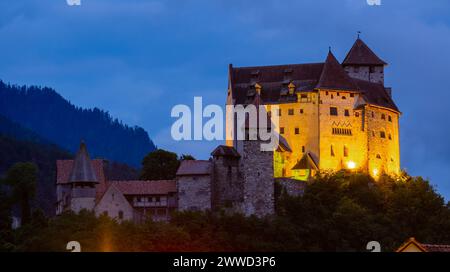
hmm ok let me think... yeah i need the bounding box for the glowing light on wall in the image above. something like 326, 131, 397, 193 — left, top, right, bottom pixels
373, 168, 379, 177
347, 161, 356, 170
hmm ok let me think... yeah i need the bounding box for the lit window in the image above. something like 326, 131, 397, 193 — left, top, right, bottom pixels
343, 146, 349, 157
330, 107, 338, 116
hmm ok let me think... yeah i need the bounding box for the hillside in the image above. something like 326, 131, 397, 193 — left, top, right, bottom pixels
0, 135, 72, 216
0, 81, 156, 167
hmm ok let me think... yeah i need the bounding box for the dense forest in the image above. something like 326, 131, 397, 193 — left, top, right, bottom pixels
1, 171, 450, 252
0, 81, 156, 167
0, 115, 139, 216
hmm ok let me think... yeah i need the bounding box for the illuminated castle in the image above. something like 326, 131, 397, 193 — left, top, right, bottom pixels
226, 37, 400, 180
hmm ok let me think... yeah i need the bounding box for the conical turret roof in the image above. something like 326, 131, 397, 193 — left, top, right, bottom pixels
69, 141, 98, 183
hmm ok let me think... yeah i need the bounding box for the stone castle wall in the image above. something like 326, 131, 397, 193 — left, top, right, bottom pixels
177, 175, 212, 211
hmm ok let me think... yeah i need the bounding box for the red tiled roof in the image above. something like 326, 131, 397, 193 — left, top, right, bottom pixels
176, 160, 211, 176
109, 180, 176, 195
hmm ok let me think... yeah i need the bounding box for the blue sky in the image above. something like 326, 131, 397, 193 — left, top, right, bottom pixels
1, 0, 450, 198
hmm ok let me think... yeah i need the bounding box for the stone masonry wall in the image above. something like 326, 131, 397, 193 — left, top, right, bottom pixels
177, 175, 211, 211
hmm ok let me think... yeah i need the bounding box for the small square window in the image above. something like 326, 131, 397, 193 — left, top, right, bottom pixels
330, 107, 338, 116
355, 112, 360, 117
280, 127, 285, 134
300, 109, 304, 114
344, 109, 350, 117
288, 109, 294, 115
380, 131, 386, 138
295, 128, 300, 135
350, 93, 354, 98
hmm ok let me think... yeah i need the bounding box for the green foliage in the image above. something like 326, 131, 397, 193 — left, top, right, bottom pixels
3, 162, 38, 225
2, 171, 450, 252
140, 149, 181, 180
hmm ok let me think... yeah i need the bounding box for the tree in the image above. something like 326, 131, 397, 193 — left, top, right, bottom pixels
3, 162, 38, 225
140, 149, 180, 180
180, 154, 195, 161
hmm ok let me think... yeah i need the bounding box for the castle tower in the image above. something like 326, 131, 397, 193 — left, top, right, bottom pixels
342, 37, 387, 85
67, 141, 99, 213
237, 89, 274, 217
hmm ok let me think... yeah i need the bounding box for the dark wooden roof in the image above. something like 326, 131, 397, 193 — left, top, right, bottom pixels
229, 46, 399, 112
316, 51, 359, 91
211, 145, 241, 158
176, 160, 212, 176
69, 141, 99, 183
342, 38, 387, 66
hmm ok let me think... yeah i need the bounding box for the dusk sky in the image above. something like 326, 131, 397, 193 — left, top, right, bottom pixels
1, 0, 450, 198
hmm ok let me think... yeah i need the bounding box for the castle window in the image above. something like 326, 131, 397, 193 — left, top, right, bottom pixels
372, 131, 375, 137
300, 109, 304, 114
302, 146, 305, 153
342, 95, 346, 100
343, 146, 349, 157
326, 91, 329, 95
391, 158, 394, 162
331, 145, 335, 157
331, 94, 334, 99
337, 92, 340, 96
350, 93, 354, 98
330, 107, 338, 116
344, 109, 350, 117
388, 133, 392, 140
280, 127, 285, 134
381, 114, 386, 120
380, 131, 386, 138
355, 112, 360, 117
388, 115, 392, 122
278, 109, 282, 116
376, 154, 381, 159
288, 109, 294, 115
118, 211, 124, 220
295, 128, 300, 135
332, 128, 352, 136
371, 112, 375, 118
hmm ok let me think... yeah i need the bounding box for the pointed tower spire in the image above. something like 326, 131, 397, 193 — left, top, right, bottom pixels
342, 37, 387, 66
316, 50, 358, 91
69, 141, 98, 183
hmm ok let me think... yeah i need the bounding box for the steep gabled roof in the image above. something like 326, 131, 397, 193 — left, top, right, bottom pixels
316, 51, 358, 91
69, 141, 98, 183
342, 38, 387, 66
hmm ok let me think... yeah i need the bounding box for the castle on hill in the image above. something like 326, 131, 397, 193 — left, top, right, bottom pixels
56, 37, 400, 220
226, 37, 400, 180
